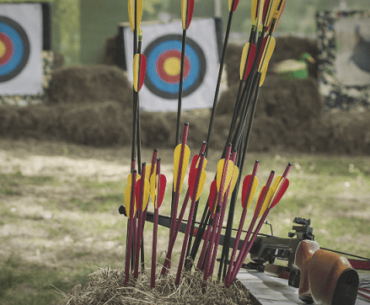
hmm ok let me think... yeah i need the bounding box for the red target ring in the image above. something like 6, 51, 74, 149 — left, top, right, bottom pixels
156, 49, 191, 84
0, 33, 13, 66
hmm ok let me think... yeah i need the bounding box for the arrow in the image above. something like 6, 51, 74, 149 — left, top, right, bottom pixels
175, 153, 206, 285
151, 158, 165, 289
262, 0, 281, 31
225, 160, 259, 284
134, 163, 149, 279
240, 43, 257, 81
161, 143, 207, 275
269, 0, 286, 35
125, 170, 137, 286
227, 164, 292, 286
128, 0, 143, 32
175, 0, 195, 149
205, 0, 239, 154
133, 53, 146, 92
225, 170, 275, 286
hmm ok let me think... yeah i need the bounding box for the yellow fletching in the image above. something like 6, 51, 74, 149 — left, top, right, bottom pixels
150, 174, 156, 205
194, 170, 207, 201
257, 187, 274, 218
173, 144, 191, 193
264, 0, 280, 28
257, 0, 266, 30
181, 0, 187, 30
259, 66, 268, 87
251, 0, 258, 26
216, 159, 234, 195
128, 0, 143, 32
133, 54, 140, 92
125, 185, 136, 217
127, 173, 141, 186
269, 175, 284, 208
246, 176, 259, 210
258, 36, 276, 72
227, 166, 239, 199
240, 43, 250, 80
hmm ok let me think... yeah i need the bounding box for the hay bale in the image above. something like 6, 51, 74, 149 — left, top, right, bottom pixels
0, 105, 20, 136
53, 51, 65, 70
60, 101, 130, 146
48, 65, 132, 109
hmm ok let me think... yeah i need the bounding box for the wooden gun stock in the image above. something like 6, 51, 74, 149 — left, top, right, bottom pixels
294, 240, 359, 305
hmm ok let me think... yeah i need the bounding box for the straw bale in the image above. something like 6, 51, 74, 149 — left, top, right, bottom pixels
59, 101, 131, 146
47, 65, 132, 109
60, 265, 252, 305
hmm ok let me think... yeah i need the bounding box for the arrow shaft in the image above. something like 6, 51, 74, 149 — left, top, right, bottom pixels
175, 154, 206, 285
151, 159, 160, 289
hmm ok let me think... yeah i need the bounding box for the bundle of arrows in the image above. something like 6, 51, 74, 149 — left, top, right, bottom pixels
119, 0, 289, 289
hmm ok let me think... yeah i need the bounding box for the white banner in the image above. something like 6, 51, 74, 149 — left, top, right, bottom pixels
123, 18, 219, 112
0, 3, 43, 95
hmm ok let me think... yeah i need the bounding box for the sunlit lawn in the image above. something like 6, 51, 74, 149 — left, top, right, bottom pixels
0, 140, 369, 304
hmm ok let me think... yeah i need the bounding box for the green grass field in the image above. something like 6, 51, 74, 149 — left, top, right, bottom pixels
0, 139, 369, 304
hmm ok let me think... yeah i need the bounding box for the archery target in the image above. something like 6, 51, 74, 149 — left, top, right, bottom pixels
123, 18, 219, 112
144, 34, 206, 99
0, 3, 43, 95
0, 16, 30, 82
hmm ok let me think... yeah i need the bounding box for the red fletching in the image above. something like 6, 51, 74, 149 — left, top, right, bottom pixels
271, 178, 289, 208
188, 154, 199, 184
187, 0, 195, 29
138, 54, 147, 91
241, 175, 251, 208
192, 227, 206, 239
257, 37, 268, 67
208, 180, 217, 212
263, 0, 271, 24
243, 44, 256, 80
231, 0, 240, 12
157, 174, 167, 208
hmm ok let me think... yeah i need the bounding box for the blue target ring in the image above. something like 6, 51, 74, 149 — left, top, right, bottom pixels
0, 16, 30, 82
144, 34, 206, 100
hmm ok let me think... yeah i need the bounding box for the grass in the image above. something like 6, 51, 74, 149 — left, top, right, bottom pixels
0, 139, 369, 304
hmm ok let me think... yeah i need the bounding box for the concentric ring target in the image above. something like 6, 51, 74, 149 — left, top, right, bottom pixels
0, 16, 30, 82
143, 34, 206, 100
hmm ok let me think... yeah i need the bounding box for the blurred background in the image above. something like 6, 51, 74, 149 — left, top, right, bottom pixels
3, 0, 370, 65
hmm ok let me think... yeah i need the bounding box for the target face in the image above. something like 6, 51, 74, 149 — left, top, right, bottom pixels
0, 16, 30, 83
144, 34, 206, 100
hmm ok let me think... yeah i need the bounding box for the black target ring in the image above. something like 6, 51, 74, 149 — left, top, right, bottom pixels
0, 16, 30, 82
144, 34, 207, 100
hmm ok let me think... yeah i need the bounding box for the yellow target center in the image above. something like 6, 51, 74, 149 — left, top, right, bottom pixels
164, 57, 181, 76
0, 40, 6, 58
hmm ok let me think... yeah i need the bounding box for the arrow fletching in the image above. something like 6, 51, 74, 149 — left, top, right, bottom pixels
127, 173, 141, 186
188, 154, 208, 183
251, 0, 258, 26
240, 43, 257, 81
189, 169, 207, 201
208, 180, 217, 213
173, 144, 191, 193
258, 35, 276, 73
128, 0, 143, 32
135, 178, 150, 211
150, 173, 167, 209
259, 66, 268, 87
241, 175, 259, 209
257, 0, 266, 30
216, 159, 234, 195
133, 53, 147, 92
271, 0, 286, 34
255, 186, 274, 218
263, 0, 280, 29
228, 0, 240, 12
181, 0, 195, 30
270, 178, 289, 208
227, 165, 239, 199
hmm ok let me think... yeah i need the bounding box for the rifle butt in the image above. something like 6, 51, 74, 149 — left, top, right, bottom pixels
294, 240, 359, 305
